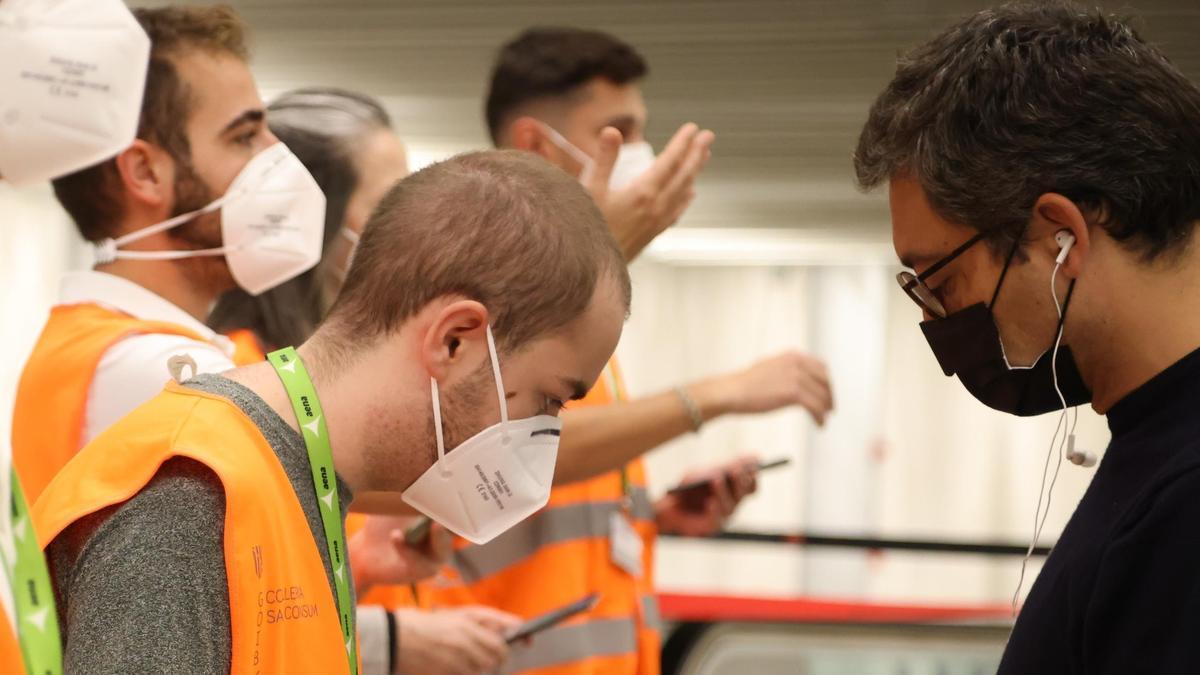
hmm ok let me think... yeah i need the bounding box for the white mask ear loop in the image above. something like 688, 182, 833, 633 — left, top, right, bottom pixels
1012, 258, 1074, 615
535, 121, 595, 179
428, 324, 508, 474
484, 326, 510, 438
430, 376, 451, 477
93, 195, 232, 264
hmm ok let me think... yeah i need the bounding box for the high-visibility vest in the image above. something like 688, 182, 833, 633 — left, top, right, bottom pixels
0, 618, 20, 674
33, 382, 357, 673
421, 358, 662, 675
228, 328, 268, 366
11, 303, 207, 503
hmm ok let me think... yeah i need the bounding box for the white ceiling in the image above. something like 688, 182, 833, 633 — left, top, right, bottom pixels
130, 0, 1200, 249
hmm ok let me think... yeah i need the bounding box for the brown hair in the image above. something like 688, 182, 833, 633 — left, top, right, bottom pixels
52, 5, 249, 242
323, 150, 631, 355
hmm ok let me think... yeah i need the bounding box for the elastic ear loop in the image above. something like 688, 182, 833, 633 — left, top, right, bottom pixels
429, 377, 451, 477
1012, 267, 1078, 616
94, 143, 290, 263
484, 326, 510, 442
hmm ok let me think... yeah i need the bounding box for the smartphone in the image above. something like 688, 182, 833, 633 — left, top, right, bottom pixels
505, 593, 600, 644
672, 451, 792, 494
402, 516, 433, 547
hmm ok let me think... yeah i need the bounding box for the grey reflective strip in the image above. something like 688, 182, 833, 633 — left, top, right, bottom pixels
452, 485, 654, 583
501, 617, 637, 673
642, 594, 662, 633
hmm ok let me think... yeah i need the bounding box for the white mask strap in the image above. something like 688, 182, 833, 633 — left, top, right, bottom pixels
340, 227, 361, 245
430, 376, 450, 475
485, 325, 509, 425
92, 143, 290, 265
535, 121, 594, 171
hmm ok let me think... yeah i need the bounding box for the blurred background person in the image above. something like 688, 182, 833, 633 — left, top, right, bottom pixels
209, 86, 523, 675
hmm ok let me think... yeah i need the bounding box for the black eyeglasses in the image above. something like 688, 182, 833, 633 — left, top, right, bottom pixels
896, 232, 986, 318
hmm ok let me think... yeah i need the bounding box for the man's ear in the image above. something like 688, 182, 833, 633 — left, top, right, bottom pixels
113, 139, 174, 215
508, 116, 552, 159
1031, 193, 1091, 280
420, 299, 490, 384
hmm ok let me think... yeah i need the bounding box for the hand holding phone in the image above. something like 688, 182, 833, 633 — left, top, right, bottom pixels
668, 457, 791, 513
504, 593, 600, 644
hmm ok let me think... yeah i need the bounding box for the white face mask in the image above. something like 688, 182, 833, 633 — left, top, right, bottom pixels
94, 143, 326, 296
538, 122, 656, 190
402, 325, 562, 545
0, 0, 150, 185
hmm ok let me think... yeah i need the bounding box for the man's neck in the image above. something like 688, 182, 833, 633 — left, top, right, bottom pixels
1077, 252, 1200, 414
94, 258, 216, 322
223, 350, 374, 500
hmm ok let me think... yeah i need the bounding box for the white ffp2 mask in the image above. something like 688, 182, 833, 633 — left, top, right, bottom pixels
94, 142, 326, 296
402, 325, 562, 545
538, 122, 656, 190
0, 0, 150, 185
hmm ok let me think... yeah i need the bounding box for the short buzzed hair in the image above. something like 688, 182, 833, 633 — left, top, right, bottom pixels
485, 27, 648, 145
324, 150, 630, 352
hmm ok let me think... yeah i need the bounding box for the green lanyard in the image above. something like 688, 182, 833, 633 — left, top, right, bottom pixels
3, 468, 62, 675
267, 347, 358, 675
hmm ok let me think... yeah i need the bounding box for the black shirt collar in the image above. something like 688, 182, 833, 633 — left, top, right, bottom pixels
1107, 345, 1200, 439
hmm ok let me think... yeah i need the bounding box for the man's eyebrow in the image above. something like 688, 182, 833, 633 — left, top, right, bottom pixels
220, 108, 265, 135
561, 377, 591, 401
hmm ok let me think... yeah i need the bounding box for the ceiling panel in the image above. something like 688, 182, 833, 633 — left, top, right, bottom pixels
130, 0, 1200, 242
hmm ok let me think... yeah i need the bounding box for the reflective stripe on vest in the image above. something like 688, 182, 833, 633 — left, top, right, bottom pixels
12, 303, 206, 503
451, 485, 655, 583
32, 383, 355, 673
641, 594, 662, 634
502, 617, 638, 674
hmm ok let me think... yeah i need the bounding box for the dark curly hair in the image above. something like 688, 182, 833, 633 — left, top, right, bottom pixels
854, 2, 1200, 262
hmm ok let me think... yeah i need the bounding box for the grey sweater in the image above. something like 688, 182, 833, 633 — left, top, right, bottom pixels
48, 374, 388, 674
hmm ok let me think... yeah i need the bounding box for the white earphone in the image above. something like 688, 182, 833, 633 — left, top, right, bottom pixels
1052, 230, 1096, 467
1055, 230, 1075, 264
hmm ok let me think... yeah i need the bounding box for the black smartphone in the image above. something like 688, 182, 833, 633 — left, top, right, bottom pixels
672, 454, 792, 492
402, 516, 433, 548
505, 593, 600, 644
667, 457, 792, 512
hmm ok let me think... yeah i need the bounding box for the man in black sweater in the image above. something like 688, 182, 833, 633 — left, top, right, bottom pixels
855, 3, 1200, 673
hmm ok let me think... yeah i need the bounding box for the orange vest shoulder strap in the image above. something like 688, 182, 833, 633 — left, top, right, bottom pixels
227, 328, 268, 366
12, 303, 210, 502
33, 383, 352, 674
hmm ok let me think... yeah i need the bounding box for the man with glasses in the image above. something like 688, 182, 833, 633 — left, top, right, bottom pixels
856, 3, 1200, 672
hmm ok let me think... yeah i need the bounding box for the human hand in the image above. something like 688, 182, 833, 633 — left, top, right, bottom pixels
394, 606, 522, 675
583, 122, 715, 260
693, 351, 833, 425
349, 515, 449, 594
655, 455, 760, 537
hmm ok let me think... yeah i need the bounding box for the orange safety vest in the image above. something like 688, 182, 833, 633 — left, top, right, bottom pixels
419, 358, 662, 675
228, 328, 269, 366
11, 303, 207, 503
33, 382, 356, 673
0, 616, 21, 674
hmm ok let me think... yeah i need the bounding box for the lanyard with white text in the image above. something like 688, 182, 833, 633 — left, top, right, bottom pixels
267, 347, 358, 675
3, 469, 62, 675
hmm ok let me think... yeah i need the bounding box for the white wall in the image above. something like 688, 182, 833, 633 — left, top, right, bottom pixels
618, 257, 1106, 607
0, 185, 85, 446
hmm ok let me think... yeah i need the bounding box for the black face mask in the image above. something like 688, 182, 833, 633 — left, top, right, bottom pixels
918, 243, 1092, 417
